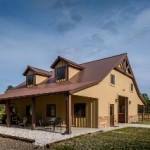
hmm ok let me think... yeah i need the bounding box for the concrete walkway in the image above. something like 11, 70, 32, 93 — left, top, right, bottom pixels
0, 124, 150, 147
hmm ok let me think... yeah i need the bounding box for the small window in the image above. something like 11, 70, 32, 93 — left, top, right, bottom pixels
138, 105, 144, 113
55, 66, 66, 81
110, 74, 115, 85
46, 104, 56, 117
74, 103, 86, 117
26, 105, 32, 117
26, 74, 34, 86
130, 83, 134, 92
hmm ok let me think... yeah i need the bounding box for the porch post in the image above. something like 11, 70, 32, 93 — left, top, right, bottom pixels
65, 94, 71, 134
31, 97, 36, 130
5, 100, 11, 127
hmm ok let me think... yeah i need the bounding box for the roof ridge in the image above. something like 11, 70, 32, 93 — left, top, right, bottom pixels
51, 55, 84, 69
29, 65, 50, 73
80, 53, 127, 65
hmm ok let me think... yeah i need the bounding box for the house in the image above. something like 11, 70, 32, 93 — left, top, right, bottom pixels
0, 53, 145, 134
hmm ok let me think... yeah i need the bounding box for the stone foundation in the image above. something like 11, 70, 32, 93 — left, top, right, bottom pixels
98, 115, 119, 128
128, 115, 138, 123
114, 115, 118, 126
98, 116, 110, 128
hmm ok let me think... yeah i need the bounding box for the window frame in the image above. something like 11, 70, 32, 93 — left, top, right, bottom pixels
26, 74, 34, 86
110, 74, 115, 85
46, 104, 56, 117
130, 83, 134, 92
74, 103, 86, 118
55, 66, 66, 81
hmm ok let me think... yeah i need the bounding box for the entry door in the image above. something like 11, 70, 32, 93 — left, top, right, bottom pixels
110, 104, 114, 126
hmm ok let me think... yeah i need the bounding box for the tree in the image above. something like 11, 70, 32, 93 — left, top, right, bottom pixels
5, 85, 14, 93
142, 93, 150, 113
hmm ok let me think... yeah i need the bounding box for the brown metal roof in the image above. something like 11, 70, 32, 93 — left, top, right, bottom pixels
51, 56, 84, 70
23, 66, 51, 77
0, 53, 144, 104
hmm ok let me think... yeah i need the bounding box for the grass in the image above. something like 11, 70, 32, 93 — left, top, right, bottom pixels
137, 120, 150, 125
51, 127, 150, 150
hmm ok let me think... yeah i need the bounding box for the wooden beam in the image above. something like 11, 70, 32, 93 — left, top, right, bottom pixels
5, 100, 11, 127
65, 94, 72, 134
31, 97, 36, 130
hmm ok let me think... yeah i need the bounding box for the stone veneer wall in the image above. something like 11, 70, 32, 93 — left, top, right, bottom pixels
114, 115, 118, 126
128, 115, 138, 123
98, 116, 110, 128
98, 115, 119, 128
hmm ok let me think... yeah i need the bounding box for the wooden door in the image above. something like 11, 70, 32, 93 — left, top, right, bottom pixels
110, 104, 114, 126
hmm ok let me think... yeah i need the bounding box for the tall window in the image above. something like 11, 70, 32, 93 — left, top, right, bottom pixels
74, 103, 86, 117
130, 83, 134, 92
55, 66, 66, 81
46, 104, 56, 117
110, 74, 115, 85
26, 74, 34, 86
26, 105, 32, 117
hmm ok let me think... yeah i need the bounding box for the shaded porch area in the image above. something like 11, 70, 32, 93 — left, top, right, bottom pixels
0, 93, 98, 134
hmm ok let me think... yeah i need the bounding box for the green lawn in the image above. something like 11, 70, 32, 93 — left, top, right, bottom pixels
51, 127, 150, 150
137, 121, 150, 125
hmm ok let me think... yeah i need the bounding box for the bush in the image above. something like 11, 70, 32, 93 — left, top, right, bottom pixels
0, 113, 7, 124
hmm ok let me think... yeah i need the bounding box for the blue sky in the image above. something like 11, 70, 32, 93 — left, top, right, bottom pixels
0, 0, 150, 96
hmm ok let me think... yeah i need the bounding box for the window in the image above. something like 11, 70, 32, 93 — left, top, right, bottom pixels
110, 74, 115, 85
26, 105, 32, 117
46, 104, 56, 117
138, 105, 144, 113
74, 103, 86, 117
26, 74, 34, 86
130, 83, 134, 92
55, 66, 66, 81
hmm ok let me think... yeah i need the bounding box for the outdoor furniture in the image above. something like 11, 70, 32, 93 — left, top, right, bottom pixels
18, 117, 27, 127
12, 115, 20, 125
47, 117, 62, 132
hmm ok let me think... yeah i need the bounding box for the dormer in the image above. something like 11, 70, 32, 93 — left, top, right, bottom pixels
51, 56, 84, 82
23, 66, 51, 87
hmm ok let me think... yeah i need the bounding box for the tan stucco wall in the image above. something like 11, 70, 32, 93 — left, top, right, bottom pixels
68, 67, 80, 80
74, 69, 144, 125
35, 75, 47, 85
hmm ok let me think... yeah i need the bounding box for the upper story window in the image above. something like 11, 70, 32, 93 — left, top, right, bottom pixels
55, 66, 66, 81
130, 83, 134, 92
110, 74, 115, 85
26, 74, 34, 86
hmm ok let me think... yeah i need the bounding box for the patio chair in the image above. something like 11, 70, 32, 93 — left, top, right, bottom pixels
18, 117, 27, 127
49, 117, 62, 132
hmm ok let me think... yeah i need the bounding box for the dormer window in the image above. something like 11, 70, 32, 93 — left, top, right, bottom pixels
55, 66, 66, 81
26, 74, 34, 86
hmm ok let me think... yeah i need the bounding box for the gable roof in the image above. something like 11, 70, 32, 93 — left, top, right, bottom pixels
51, 56, 84, 70
23, 66, 51, 77
0, 53, 145, 104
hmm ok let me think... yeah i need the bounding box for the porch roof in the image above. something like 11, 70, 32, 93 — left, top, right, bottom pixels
0, 80, 98, 100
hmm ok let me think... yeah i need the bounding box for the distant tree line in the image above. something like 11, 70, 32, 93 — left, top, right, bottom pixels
142, 93, 150, 113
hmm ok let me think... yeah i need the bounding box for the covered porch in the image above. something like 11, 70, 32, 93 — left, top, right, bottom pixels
0, 92, 98, 134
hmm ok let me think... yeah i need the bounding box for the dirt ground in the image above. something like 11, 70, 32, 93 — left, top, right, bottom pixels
0, 137, 44, 150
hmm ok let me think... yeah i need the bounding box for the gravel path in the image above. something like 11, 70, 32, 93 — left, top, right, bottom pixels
0, 123, 150, 149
